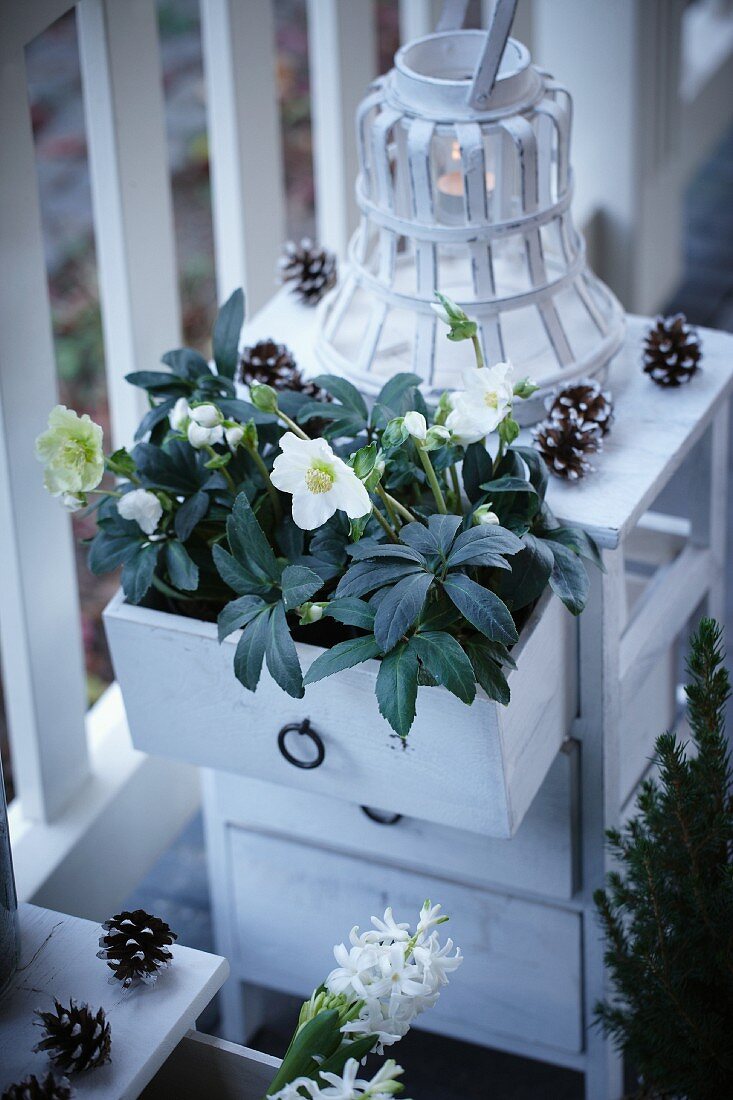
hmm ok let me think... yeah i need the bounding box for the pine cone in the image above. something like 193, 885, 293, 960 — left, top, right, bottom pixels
533, 408, 602, 481
278, 238, 337, 305
1, 1074, 72, 1100
97, 909, 176, 988
546, 377, 614, 437
239, 339, 322, 399
643, 313, 701, 387
34, 1000, 111, 1074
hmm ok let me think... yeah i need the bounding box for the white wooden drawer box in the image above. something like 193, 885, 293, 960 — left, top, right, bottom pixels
206, 739, 580, 901
226, 828, 584, 1056
105, 588, 577, 840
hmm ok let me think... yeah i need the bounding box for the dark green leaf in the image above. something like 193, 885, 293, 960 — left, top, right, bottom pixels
399, 521, 442, 559
276, 516, 305, 561
106, 447, 137, 478
376, 642, 419, 737
479, 476, 538, 496
373, 572, 434, 651
133, 439, 203, 494
467, 641, 511, 704
125, 370, 185, 394
134, 398, 176, 441
323, 597, 375, 630
121, 543, 160, 604
266, 602, 304, 698
88, 530, 141, 574
427, 513, 463, 554
348, 541, 426, 565
227, 491, 281, 582
446, 524, 523, 568
351, 442, 378, 480
546, 540, 590, 615
410, 632, 476, 704
165, 541, 199, 591
233, 606, 272, 690
372, 373, 424, 426
462, 442, 494, 502
213, 288, 244, 379
174, 490, 210, 542
317, 1034, 378, 1079
303, 635, 381, 685
281, 564, 323, 610
264, 1011, 341, 1096
545, 526, 604, 572
336, 560, 424, 599
312, 374, 368, 419
218, 595, 269, 641
213, 543, 271, 596
416, 591, 461, 631
497, 532, 553, 610
442, 573, 518, 646
514, 445, 549, 499
162, 347, 211, 381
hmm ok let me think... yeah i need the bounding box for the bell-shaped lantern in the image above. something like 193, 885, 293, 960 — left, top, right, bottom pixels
314, 0, 625, 423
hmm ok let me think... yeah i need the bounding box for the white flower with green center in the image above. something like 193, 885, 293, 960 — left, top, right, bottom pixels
36, 405, 104, 497
446, 361, 514, 445
271, 432, 370, 531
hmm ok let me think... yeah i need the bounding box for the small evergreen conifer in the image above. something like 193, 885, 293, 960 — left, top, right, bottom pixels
595, 618, 733, 1099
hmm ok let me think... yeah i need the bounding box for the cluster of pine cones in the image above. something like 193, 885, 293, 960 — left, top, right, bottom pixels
533, 378, 613, 481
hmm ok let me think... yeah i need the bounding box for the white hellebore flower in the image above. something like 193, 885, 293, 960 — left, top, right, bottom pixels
189, 403, 221, 428
60, 492, 86, 513
169, 397, 191, 431
446, 361, 514, 445
403, 410, 427, 440
117, 488, 163, 535
225, 424, 244, 450
36, 405, 104, 497
187, 420, 224, 449
270, 433, 370, 531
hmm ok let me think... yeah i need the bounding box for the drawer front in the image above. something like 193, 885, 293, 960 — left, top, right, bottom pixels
209, 739, 580, 900
227, 828, 583, 1055
106, 589, 574, 840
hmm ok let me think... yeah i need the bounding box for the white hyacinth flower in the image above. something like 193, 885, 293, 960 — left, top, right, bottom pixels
403, 410, 427, 441
273, 1059, 407, 1100
169, 397, 191, 431
187, 421, 224, 449
270, 432, 370, 531
117, 488, 164, 535
189, 403, 221, 428
446, 360, 514, 445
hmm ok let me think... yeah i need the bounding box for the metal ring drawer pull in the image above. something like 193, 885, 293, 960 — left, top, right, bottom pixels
277, 719, 325, 770
361, 806, 403, 826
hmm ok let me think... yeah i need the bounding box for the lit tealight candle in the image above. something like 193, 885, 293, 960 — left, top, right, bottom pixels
436, 143, 495, 223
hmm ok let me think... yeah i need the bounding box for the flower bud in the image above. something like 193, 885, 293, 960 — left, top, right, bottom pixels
225, 424, 244, 450
299, 601, 327, 624
187, 421, 224, 449
513, 377, 539, 400
474, 503, 500, 526
431, 293, 477, 341
169, 397, 191, 431
403, 410, 427, 440
61, 492, 86, 512
434, 391, 453, 426
424, 425, 451, 451
249, 382, 279, 413
190, 403, 221, 428
382, 417, 409, 449
241, 420, 259, 450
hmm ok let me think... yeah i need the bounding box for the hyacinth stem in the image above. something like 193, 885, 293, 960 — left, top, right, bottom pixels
416, 444, 447, 514
246, 444, 283, 523
471, 333, 484, 369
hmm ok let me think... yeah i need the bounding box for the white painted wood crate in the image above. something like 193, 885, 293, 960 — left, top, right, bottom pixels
104, 586, 576, 839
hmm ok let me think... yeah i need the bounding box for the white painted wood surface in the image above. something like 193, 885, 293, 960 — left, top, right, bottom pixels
77, 0, 181, 449
105, 586, 574, 839
142, 1031, 280, 1100
208, 741, 580, 902
0, 905, 228, 1100
0, 10, 89, 823
227, 829, 583, 1057
201, 0, 285, 315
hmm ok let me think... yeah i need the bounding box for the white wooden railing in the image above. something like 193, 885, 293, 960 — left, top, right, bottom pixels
1, 0, 732, 919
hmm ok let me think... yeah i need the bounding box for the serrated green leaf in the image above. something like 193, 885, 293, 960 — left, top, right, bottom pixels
545, 540, 590, 615
410, 631, 475, 704
281, 564, 323, 611
213, 543, 271, 596
162, 347, 211, 382
348, 541, 427, 565
479, 475, 538, 496
372, 373, 424, 426
303, 635, 381, 685
335, 560, 424, 599
134, 398, 177, 441
218, 595, 269, 641
376, 642, 419, 737
514, 444, 549, 499
466, 641, 511, 704
497, 532, 553, 610
544, 526, 604, 572
125, 370, 186, 393
227, 491, 281, 582
174, 489, 210, 542
446, 524, 523, 568
121, 543, 160, 604
88, 529, 142, 574
427, 513, 463, 554
351, 442, 378, 480
106, 447, 137, 478
462, 442, 494, 502
312, 374, 368, 419
373, 572, 433, 652
165, 541, 199, 591
442, 573, 518, 646
233, 607, 272, 690
266, 601, 304, 697
323, 597, 375, 630
213, 288, 244, 379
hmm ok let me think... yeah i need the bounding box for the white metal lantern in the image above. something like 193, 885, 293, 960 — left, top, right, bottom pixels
314, 0, 625, 423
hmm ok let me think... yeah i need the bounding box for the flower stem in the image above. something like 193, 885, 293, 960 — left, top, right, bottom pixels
492, 439, 506, 475
246, 444, 283, 523
277, 409, 310, 441
90, 488, 121, 498
204, 446, 238, 495
449, 464, 462, 512
471, 334, 484, 369
416, 443, 447, 514
371, 504, 398, 542
377, 486, 416, 526
376, 485, 400, 528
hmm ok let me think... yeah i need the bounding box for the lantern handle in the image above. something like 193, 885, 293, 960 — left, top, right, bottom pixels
435, 0, 518, 110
